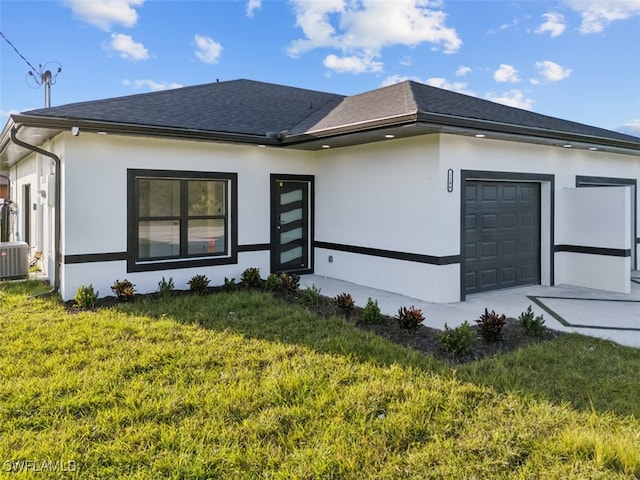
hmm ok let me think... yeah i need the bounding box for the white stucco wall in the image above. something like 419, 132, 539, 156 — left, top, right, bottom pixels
13, 128, 640, 304
556, 186, 631, 293
313, 135, 461, 302
59, 133, 317, 300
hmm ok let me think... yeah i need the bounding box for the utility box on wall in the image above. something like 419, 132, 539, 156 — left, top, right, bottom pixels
0, 241, 29, 280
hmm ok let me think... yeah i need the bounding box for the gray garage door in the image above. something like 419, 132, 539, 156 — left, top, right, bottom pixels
464, 181, 540, 295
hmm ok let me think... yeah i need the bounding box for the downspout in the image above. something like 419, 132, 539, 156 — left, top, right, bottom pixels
10, 125, 61, 295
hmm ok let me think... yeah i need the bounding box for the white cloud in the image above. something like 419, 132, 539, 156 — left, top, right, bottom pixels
617, 119, 640, 137
246, 0, 261, 17
323, 54, 383, 73
288, 0, 462, 73
536, 60, 571, 81
456, 65, 471, 77
487, 17, 520, 34
105, 33, 149, 61
381, 74, 474, 96
63, 0, 144, 30
123, 79, 183, 91
425, 77, 474, 95
566, 0, 640, 33
494, 64, 520, 83
381, 74, 423, 86
535, 12, 566, 37
486, 89, 534, 110
194, 35, 223, 64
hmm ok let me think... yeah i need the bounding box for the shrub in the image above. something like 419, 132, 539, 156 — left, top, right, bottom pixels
519, 305, 547, 338
188, 274, 210, 295
223, 277, 237, 292
395, 305, 425, 331
476, 308, 507, 342
277, 272, 300, 297
300, 284, 322, 307
240, 267, 262, 289
157, 276, 174, 297
265, 273, 278, 291
74, 284, 99, 309
438, 322, 475, 355
334, 292, 355, 312
111, 279, 136, 302
362, 297, 383, 324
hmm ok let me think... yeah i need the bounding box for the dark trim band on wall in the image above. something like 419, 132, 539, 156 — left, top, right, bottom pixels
64, 252, 128, 264
238, 243, 270, 252
314, 241, 460, 265
554, 245, 631, 257
64, 245, 270, 265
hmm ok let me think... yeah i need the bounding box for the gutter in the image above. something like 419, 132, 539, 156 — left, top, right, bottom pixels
414, 111, 640, 152
10, 125, 61, 296
9, 114, 281, 147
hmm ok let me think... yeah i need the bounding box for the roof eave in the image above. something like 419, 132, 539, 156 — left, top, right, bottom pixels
10, 113, 283, 144
282, 111, 418, 144
416, 112, 640, 153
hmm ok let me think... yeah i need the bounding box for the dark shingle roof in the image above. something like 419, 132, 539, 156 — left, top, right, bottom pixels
407, 81, 639, 144
290, 80, 639, 145
24, 79, 345, 136
14, 78, 640, 149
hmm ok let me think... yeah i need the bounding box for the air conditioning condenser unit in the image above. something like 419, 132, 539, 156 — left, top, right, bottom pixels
0, 242, 29, 280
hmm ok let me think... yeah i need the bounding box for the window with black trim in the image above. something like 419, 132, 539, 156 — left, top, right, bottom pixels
127, 169, 237, 272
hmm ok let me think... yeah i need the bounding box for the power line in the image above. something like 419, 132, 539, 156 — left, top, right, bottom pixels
0, 31, 62, 108
0, 31, 39, 75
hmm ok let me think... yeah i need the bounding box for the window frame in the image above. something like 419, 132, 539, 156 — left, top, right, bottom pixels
127, 169, 237, 272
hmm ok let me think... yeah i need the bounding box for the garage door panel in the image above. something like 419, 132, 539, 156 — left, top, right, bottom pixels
465, 184, 478, 201
480, 269, 498, 288
481, 242, 497, 259
481, 214, 497, 229
464, 181, 540, 295
502, 213, 516, 229
500, 266, 517, 284
481, 185, 498, 202
502, 186, 517, 202
465, 214, 477, 232
465, 243, 477, 261
501, 240, 517, 256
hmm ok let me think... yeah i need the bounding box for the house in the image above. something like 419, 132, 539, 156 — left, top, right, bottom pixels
1, 79, 639, 302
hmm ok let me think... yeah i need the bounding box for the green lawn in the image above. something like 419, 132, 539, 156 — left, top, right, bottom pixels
1, 281, 639, 479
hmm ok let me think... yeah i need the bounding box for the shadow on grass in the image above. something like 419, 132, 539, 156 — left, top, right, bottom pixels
114, 289, 640, 419
9, 281, 639, 420
131, 289, 443, 370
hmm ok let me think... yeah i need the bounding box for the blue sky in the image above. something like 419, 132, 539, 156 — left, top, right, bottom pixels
1, 0, 639, 136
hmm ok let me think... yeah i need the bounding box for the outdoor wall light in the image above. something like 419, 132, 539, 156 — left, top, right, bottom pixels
71, 127, 80, 136
447, 168, 454, 192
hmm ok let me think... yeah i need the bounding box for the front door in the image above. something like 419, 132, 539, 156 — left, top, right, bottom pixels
270, 175, 313, 274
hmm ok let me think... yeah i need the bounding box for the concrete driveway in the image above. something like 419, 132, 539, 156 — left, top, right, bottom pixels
300, 274, 640, 349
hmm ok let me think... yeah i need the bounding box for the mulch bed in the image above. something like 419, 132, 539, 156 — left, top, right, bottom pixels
306, 294, 565, 365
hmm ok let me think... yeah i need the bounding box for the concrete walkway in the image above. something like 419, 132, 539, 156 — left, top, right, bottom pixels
300, 274, 640, 349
